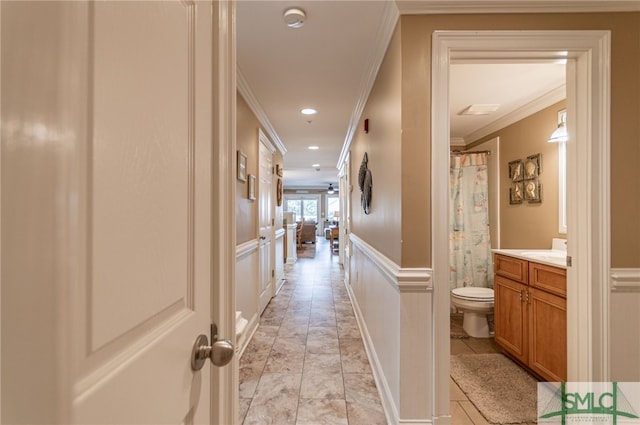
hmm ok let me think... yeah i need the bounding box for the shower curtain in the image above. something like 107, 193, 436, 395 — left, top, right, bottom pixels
449, 152, 493, 290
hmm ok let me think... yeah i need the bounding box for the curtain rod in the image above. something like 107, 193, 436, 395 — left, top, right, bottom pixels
450, 150, 491, 156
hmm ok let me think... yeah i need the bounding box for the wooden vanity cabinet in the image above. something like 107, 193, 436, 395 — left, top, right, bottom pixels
494, 254, 567, 382
494, 275, 528, 364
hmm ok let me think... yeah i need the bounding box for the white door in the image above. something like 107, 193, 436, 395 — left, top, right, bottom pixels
1, 2, 235, 423
258, 131, 275, 314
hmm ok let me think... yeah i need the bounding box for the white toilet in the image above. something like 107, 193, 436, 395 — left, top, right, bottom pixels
450, 287, 495, 338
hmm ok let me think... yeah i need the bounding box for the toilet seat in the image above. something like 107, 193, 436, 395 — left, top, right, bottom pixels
451, 287, 494, 301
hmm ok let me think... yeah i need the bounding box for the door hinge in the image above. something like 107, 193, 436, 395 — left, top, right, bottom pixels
272, 269, 275, 278
272, 166, 275, 175
272, 218, 275, 226
566, 256, 572, 267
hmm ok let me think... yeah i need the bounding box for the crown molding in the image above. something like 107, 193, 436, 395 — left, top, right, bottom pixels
396, 0, 640, 15
464, 84, 566, 144
337, 1, 400, 168
237, 67, 287, 155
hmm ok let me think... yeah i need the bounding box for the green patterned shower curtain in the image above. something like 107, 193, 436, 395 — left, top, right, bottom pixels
449, 152, 494, 290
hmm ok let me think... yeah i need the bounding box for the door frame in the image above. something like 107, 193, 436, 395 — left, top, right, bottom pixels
258, 128, 276, 312
210, 1, 237, 423
432, 30, 611, 422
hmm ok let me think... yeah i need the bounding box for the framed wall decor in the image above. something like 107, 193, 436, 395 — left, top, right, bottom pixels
237, 150, 247, 182
248, 174, 256, 200
524, 153, 542, 180
276, 178, 283, 206
509, 159, 524, 182
509, 182, 524, 204
276, 164, 283, 177
524, 179, 542, 203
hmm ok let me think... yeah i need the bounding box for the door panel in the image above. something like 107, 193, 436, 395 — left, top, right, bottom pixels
494, 275, 528, 364
258, 134, 274, 314
74, 2, 213, 423
0, 1, 233, 423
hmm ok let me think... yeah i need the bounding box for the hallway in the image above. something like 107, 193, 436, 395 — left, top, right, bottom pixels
238, 238, 387, 424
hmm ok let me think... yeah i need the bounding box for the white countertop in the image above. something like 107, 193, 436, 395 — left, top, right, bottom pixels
492, 248, 567, 269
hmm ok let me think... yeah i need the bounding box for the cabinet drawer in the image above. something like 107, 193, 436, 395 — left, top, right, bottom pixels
494, 254, 528, 284
529, 262, 566, 297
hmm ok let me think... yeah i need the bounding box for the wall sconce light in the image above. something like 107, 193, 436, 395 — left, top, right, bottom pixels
548, 110, 568, 143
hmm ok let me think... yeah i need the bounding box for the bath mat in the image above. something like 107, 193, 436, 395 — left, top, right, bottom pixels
450, 314, 469, 339
450, 353, 538, 424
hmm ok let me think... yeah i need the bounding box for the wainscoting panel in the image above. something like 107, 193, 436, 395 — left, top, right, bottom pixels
349, 234, 433, 424
275, 228, 285, 294
610, 268, 640, 381
236, 240, 259, 355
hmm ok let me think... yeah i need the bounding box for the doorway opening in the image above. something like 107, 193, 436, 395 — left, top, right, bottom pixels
432, 30, 611, 422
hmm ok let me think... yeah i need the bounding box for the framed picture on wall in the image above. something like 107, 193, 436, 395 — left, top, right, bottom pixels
524, 153, 542, 180
237, 150, 247, 182
510, 182, 524, 204
248, 174, 256, 200
509, 159, 524, 182
524, 179, 542, 203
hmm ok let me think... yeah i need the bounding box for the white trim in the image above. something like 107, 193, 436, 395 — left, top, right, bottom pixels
432, 30, 611, 420
236, 239, 259, 259
350, 234, 432, 292
211, 2, 237, 423
237, 68, 287, 155
610, 268, 640, 292
337, 1, 399, 168
275, 228, 285, 239
346, 282, 400, 425
348, 234, 432, 424
464, 85, 566, 144
397, 0, 640, 14
258, 127, 276, 154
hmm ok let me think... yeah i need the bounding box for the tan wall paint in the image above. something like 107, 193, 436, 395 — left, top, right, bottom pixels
399, 12, 640, 268
237, 93, 283, 243
472, 101, 566, 249
236, 93, 260, 244
350, 24, 403, 265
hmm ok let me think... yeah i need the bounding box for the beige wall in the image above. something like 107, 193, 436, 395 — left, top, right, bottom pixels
237, 93, 284, 243
472, 101, 566, 249
398, 12, 640, 268
349, 24, 403, 265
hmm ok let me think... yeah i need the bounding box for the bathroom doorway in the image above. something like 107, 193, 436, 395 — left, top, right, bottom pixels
432, 30, 611, 422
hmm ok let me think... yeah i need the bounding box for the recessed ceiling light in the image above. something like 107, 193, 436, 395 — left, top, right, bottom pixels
301, 108, 318, 115
312, 163, 320, 167
308, 146, 319, 150
459, 104, 500, 116
283, 8, 306, 29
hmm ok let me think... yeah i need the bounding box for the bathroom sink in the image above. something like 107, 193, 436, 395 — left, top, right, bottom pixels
520, 250, 566, 258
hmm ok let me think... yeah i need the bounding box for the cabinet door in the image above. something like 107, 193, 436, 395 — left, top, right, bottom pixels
494, 275, 528, 364
529, 288, 567, 381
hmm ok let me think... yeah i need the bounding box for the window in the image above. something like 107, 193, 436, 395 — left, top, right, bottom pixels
326, 195, 339, 220
284, 196, 319, 222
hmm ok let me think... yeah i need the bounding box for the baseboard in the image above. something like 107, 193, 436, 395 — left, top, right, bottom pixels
236, 312, 259, 359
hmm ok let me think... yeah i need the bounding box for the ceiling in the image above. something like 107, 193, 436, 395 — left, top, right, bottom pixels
236, 1, 584, 189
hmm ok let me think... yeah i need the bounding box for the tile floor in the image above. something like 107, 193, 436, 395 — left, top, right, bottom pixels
238, 238, 387, 424
238, 237, 537, 424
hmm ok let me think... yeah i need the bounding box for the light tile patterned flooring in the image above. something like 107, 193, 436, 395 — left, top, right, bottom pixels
239, 239, 387, 424
239, 237, 537, 424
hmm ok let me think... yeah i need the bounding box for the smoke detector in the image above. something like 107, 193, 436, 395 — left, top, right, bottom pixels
283, 8, 306, 28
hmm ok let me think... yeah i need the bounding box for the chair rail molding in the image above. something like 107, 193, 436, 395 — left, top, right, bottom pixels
349, 233, 432, 292
610, 268, 640, 292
